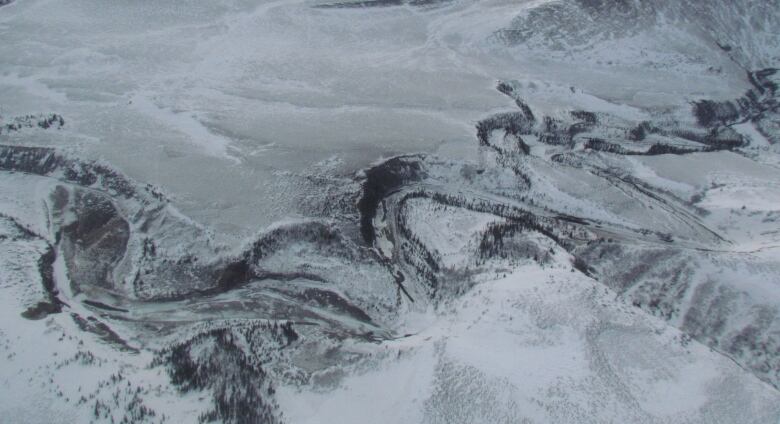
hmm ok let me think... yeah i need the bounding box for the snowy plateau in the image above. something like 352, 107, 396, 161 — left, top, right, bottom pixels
1, 0, 780, 423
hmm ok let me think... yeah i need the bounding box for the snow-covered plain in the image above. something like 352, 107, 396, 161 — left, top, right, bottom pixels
0, 0, 759, 235
1, 0, 780, 423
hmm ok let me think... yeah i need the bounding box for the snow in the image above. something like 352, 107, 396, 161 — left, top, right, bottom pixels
1, 0, 780, 422
401, 197, 504, 269
733, 122, 772, 147
277, 258, 780, 423
128, 93, 237, 161
0, 0, 761, 236
0, 220, 210, 424
278, 343, 437, 424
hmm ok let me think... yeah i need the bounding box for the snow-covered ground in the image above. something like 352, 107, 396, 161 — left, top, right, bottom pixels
278, 263, 780, 424
1, 0, 780, 423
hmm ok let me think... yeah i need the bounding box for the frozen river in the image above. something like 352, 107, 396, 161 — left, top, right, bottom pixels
0, 0, 748, 235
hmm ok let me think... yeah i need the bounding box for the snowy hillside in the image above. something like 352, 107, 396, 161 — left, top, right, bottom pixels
1, 0, 780, 423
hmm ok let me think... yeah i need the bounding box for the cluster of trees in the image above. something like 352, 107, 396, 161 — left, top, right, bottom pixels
395, 198, 442, 293
477, 218, 562, 261
16, 237, 65, 320
494, 81, 537, 122
538, 116, 570, 145
119, 393, 157, 424
246, 221, 344, 263
570, 110, 598, 125
393, 188, 565, 293
694, 68, 778, 130
627, 121, 660, 141
90, 387, 159, 424
358, 155, 425, 245
693, 100, 741, 127
390, 190, 584, 286
749, 68, 778, 95
584, 138, 631, 155
476, 111, 535, 147
63, 161, 137, 198
0, 113, 64, 135
586, 135, 745, 157
0, 145, 137, 199
534, 110, 598, 146
697, 128, 746, 150
483, 73, 776, 165
154, 323, 298, 424
644, 143, 699, 155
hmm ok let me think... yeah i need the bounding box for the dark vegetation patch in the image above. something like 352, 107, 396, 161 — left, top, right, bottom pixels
153, 324, 298, 424
0, 145, 137, 198
0, 113, 64, 135
314, 0, 403, 8
693, 68, 779, 128
571, 255, 595, 277
83, 300, 130, 313
21, 301, 62, 320
627, 121, 660, 141
644, 143, 699, 155
71, 313, 139, 353
314, 0, 451, 8
585, 138, 705, 155
245, 221, 346, 263
296, 288, 375, 324
476, 112, 535, 147
481, 69, 780, 162
58, 189, 130, 293
358, 156, 425, 245
570, 110, 597, 125
0, 217, 71, 320
477, 220, 562, 261
214, 260, 253, 291
584, 138, 631, 154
